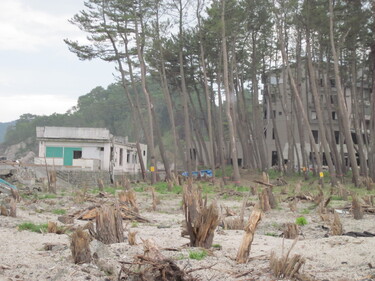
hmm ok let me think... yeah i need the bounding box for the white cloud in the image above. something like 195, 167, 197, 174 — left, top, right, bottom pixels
0, 0, 84, 51
0, 94, 77, 122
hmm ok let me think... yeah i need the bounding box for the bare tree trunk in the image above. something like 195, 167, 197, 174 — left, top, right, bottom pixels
221, 0, 240, 184
328, 0, 360, 186
306, 31, 337, 185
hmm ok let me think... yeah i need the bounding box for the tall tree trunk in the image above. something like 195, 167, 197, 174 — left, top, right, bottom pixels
221, 0, 240, 184
306, 31, 337, 185
328, 0, 360, 186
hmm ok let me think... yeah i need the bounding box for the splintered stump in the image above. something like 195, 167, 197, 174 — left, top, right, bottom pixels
70, 228, 91, 264
183, 183, 219, 248
118, 190, 139, 213
283, 223, 299, 239
128, 231, 138, 245
9, 198, 16, 217
270, 249, 305, 279
331, 211, 343, 236
236, 208, 262, 263
352, 194, 363, 220
95, 205, 124, 244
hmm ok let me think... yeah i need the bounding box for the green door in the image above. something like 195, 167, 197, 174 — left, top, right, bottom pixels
63, 147, 81, 166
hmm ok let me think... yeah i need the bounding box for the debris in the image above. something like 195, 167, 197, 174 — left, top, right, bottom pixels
343, 231, 375, 238
236, 208, 262, 263
270, 240, 305, 280
118, 190, 139, 213
58, 215, 74, 224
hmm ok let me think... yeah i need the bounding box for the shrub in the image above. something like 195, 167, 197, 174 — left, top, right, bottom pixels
295, 216, 308, 226
189, 249, 207, 260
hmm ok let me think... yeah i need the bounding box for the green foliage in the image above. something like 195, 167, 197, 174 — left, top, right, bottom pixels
212, 244, 222, 249
154, 182, 182, 194
295, 216, 308, 226
131, 221, 139, 228
18, 222, 48, 233
52, 209, 66, 215
188, 249, 207, 260
300, 208, 310, 215
265, 232, 278, 237
38, 194, 58, 200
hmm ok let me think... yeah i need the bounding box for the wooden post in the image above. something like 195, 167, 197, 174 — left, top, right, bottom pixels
236, 208, 262, 263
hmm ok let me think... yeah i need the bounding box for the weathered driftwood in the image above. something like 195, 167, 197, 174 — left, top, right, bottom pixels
270, 240, 305, 279
236, 208, 262, 263
118, 238, 197, 281
352, 193, 364, 220
70, 228, 91, 264
283, 223, 299, 239
331, 211, 343, 236
183, 182, 219, 248
95, 205, 124, 244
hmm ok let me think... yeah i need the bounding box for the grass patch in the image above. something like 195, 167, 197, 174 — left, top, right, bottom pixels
18, 222, 48, 233
300, 208, 310, 215
52, 209, 66, 215
189, 249, 207, 260
131, 221, 139, 228
265, 232, 278, 237
153, 182, 182, 194
295, 216, 308, 226
212, 244, 222, 249
38, 194, 58, 200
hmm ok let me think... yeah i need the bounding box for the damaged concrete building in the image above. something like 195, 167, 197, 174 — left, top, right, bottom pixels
34, 126, 147, 174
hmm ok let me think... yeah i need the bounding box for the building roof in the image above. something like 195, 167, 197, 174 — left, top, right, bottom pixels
36, 126, 111, 141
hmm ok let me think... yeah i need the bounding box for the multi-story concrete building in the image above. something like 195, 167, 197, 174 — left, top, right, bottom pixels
34, 126, 147, 174
262, 66, 370, 168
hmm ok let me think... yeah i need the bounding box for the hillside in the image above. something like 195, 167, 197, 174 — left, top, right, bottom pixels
0, 121, 15, 143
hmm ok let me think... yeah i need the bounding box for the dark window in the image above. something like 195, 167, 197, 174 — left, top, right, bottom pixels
330, 79, 336, 88
279, 111, 282, 116
352, 132, 358, 145
334, 131, 340, 144
119, 148, 123, 166
312, 130, 319, 144
332, 112, 337, 120
273, 110, 276, 118
73, 151, 82, 159
143, 150, 146, 156
263, 109, 267, 119
127, 150, 130, 163
271, 151, 278, 166
100, 147, 104, 151
272, 128, 275, 140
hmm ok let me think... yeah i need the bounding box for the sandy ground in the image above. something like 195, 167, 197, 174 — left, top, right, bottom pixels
1, 185, 375, 281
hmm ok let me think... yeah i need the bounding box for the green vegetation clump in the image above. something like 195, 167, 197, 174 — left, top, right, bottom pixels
295, 216, 308, 226
18, 222, 48, 233
188, 249, 207, 260
265, 232, 278, 237
212, 244, 222, 249
52, 209, 66, 215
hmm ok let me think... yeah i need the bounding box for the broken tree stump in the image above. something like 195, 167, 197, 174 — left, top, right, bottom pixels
331, 211, 343, 236
236, 208, 262, 263
183, 182, 219, 248
118, 190, 139, 213
97, 179, 104, 191
128, 231, 138, 246
259, 188, 271, 212
70, 228, 91, 264
9, 198, 16, 217
270, 240, 305, 279
48, 221, 58, 233
283, 223, 299, 239
95, 205, 124, 244
352, 193, 363, 220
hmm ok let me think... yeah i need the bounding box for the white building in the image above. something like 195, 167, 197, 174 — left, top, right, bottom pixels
34, 126, 147, 173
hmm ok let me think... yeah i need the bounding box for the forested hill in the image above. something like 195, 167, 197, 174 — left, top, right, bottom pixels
2, 81, 168, 150
0, 121, 15, 143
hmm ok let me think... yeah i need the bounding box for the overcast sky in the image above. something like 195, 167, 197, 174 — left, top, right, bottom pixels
0, 0, 116, 123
